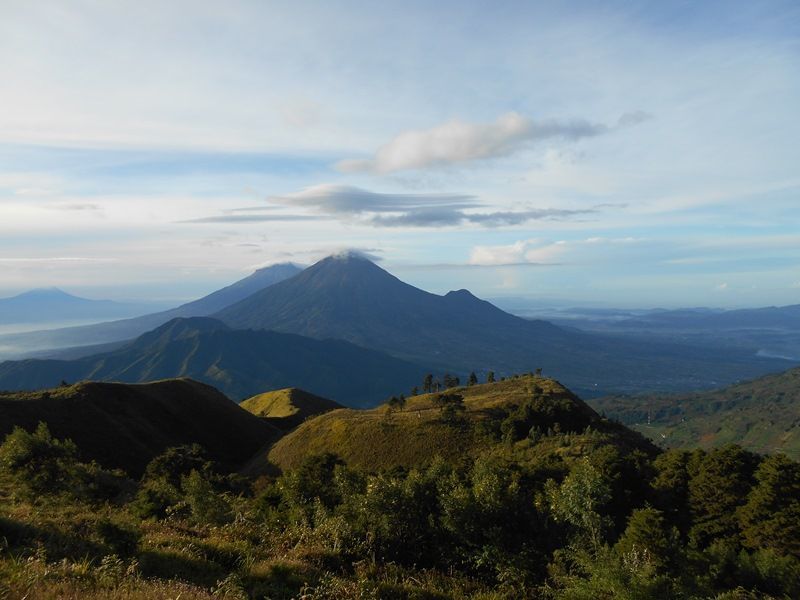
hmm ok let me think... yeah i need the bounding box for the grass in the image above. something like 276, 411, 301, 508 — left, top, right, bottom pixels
0, 474, 506, 599
239, 388, 341, 431
263, 375, 655, 473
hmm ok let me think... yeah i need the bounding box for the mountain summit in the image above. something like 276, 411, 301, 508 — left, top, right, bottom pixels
214, 255, 793, 395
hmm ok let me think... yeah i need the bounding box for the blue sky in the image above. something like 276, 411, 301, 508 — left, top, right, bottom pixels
0, 0, 798, 307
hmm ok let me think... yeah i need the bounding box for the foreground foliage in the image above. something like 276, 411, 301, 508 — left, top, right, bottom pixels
1, 390, 799, 598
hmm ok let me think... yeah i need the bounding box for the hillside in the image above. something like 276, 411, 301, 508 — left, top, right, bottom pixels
0, 262, 302, 359
0, 378, 278, 475
258, 374, 656, 474
240, 387, 342, 430
0, 317, 427, 406
592, 366, 800, 458
214, 253, 794, 395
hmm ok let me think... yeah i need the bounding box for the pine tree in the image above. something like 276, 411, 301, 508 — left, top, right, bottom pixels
615, 507, 681, 572
423, 374, 433, 394
468, 371, 478, 386
687, 445, 759, 548
738, 454, 800, 558
487, 371, 495, 383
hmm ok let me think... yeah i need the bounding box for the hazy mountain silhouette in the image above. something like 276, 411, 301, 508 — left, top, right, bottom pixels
0, 263, 303, 358
0, 316, 427, 406
0, 288, 163, 324
214, 253, 795, 395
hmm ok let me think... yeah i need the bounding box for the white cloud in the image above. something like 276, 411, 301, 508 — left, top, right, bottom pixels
469, 239, 566, 266
468, 236, 645, 266
336, 112, 644, 173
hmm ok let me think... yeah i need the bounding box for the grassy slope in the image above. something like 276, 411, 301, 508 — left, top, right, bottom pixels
591, 366, 800, 458
260, 375, 655, 474
0, 378, 280, 475
240, 387, 342, 430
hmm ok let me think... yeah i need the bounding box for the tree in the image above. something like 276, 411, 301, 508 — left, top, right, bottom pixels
487, 371, 496, 383
615, 508, 681, 573
411, 386, 419, 396
443, 374, 459, 388
468, 371, 478, 386
387, 395, 406, 413
651, 450, 692, 536
423, 374, 434, 394
738, 454, 800, 558
433, 393, 465, 423
181, 469, 232, 525
546, 458, 612, 549
688, 445, 759, 549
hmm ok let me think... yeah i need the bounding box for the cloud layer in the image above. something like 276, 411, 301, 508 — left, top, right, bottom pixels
266, 184, 596, 228
337, 112, 649, 173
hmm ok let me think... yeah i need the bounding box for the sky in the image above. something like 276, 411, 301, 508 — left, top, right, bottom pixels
1, 0, 799, 308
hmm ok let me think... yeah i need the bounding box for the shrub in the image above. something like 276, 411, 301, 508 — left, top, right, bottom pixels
0, 422, 129, 501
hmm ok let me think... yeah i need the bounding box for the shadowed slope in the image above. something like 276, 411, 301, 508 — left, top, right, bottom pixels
0, 378, 279, 475
0, 317, 428, 406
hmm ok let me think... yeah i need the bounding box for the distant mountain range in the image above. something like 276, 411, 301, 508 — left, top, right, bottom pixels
0, 254, 796, 399
0, 263, 302, 358
602, 304, 800, 331
214, 253, 795, 395
592, 365, 800, 459
0, 316, 427, 406
0, 288, 166, 325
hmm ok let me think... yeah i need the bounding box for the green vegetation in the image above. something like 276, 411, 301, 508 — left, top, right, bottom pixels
264, 375, 650, 473
1, 375, 798, 598
592, 366, 800, 459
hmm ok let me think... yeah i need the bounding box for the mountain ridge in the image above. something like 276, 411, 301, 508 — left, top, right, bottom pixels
215, 255, 794, 395
592, 364, 800, 458
0, 317, 427, 406
0, 378, 279, 475
0, 262, 303, 358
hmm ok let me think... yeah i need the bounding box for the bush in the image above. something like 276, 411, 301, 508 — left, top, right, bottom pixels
0, 422, 129, 501
182, 470, 232, 525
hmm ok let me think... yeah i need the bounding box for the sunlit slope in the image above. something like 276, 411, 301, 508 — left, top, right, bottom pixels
240, 387, 342, 430
259, 375, 655, 473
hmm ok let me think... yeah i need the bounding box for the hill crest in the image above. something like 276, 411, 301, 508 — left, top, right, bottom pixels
240, 387, 342, 430
256, 375, 656, 474
0, 378, 280, 475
